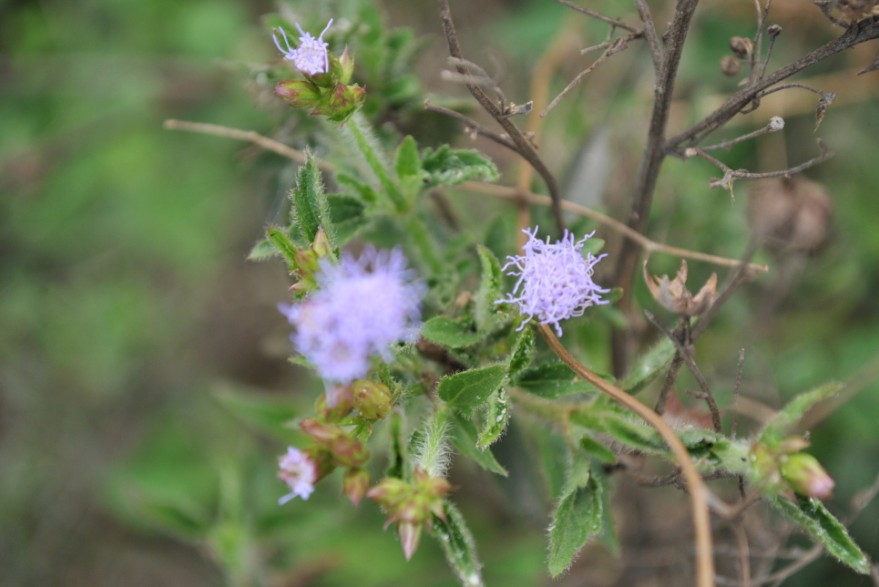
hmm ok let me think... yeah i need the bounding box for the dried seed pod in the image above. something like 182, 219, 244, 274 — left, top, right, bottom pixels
748, 177, 833, 254
729, 36, 753, 59
643, 260, 717, 317
721, 56, 741, 77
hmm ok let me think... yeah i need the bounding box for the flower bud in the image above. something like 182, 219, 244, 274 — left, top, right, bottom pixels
343, 468, 371, 505
720, 56, 741, 77
398, 522, 422, 560
351, 380, 393, 420
729, 36, 753, 59
780, 453, 835, 500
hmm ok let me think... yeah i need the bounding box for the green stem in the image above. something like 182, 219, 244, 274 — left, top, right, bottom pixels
345, 112, 406, 212
405, 215, 444, 275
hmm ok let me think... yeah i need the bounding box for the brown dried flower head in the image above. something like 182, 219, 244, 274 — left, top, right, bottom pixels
747, 177, 833, 254
643, 260, 717, 317
720, 55, 741, 77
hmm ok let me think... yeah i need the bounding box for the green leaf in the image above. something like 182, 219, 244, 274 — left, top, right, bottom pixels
547, 455, 603, 577
247, 238, 279, 262
395, 135, 422, 179
422, 316, 483, 348
477, 389, 511, 449
768, 495, 870, 575
327, 194, 368, 244
515, 362, 597, 398
439, 364, 507, 408
336, 172, 378, 204
430, 502, 485, 587
264, 226, 299, 269
507, 327, 535, 379
290, 153, 332, 244
759, 382, 843, 446
621, 337, 676, 394
421, 145, 499, 187
600, 413, 664, 454
473, 245, 505, 332
579, 434, 617, 465
451, 413, 508, 476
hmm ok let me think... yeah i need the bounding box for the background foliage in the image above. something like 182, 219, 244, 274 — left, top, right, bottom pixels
2, 0, 879, 585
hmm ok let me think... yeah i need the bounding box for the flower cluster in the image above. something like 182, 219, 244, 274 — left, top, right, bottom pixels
277, 447, 318, 504
498, 227, 609, 336
273, 19, 333, 76
279, 247, 424, 384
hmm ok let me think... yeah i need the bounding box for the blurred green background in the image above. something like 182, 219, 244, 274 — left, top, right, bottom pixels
2, 0, 879, 585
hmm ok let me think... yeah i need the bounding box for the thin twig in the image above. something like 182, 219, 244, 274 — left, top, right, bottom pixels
698, 118, 783, 152
538, 324, 715, 587
423, 99, 519, 152
656, 351, 685, 415
437, 0, 566, 235
553, 0, 639, 33
645, 311, 722, 432
461, 181, 769, 273
163, 119, 332, 171
687, 141, 833, 191
667, 16, 879, 148
635, 0, 663, 73
692, 240, 760, 341
541, 34, 634, 117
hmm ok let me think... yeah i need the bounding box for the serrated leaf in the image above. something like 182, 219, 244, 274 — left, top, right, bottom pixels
548, 455, 603, 577
290, 154, 332, 244
422, 316, 484, 348
439, 364, 507, 408
759, 382, 843, 446
474, 245, 505, 332
430, 502, 484, 587
507, 327, 535, 379
422, 145, 499, 187
327, 194, 368, 244
769, 495, 871, 575
477, 389, 510, 449
621, 337, 676, 394
515, 362, 597, 398
451, 413, 508, 476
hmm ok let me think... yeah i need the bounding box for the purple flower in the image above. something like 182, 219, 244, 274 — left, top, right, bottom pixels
498, 227, 609, 336
279, 247, 424, 383
272, 19, 333, 76
277, 447, 318, 504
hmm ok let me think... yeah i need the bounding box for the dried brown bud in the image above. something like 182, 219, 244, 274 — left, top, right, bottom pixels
643, 260, 717, 317
767, 24, 783, 38
720, 56, 741, 77
729, 36, 753, 59
748, 177, 833, 254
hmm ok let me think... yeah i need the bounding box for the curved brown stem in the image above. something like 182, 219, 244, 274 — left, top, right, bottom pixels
538, 323, 715, 587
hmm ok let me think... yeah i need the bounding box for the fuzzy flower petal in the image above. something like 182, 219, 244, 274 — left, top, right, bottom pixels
272, 19, 333, 75
279, 247, 424, 383
497, 227, 609, 336
277, 447, 318, 504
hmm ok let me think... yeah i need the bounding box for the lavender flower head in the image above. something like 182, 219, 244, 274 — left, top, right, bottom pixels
279, 247, 424, 384
273, 18, 333, 76
498, 227, 610, 336
278, 447, 318, 504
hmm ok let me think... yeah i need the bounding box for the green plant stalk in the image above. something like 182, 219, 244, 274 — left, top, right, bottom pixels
344, 112, 407, 212
405, 214, 444, 275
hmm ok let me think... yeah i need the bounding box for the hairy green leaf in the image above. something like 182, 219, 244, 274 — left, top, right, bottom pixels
422, 316, 483, 349
515, 362, 597, 398
290, 154, 331, 244
759, 382, 843, 446
439, 364, 507, 408
621, 337, 676, 395
548, 455, 603, 577
451, 412, 508, 476
477, 389, 511, 449
473, 245, 505, 333
430, 502, 485, 587
422, 145, 499, 187
769, 495, 870, 575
